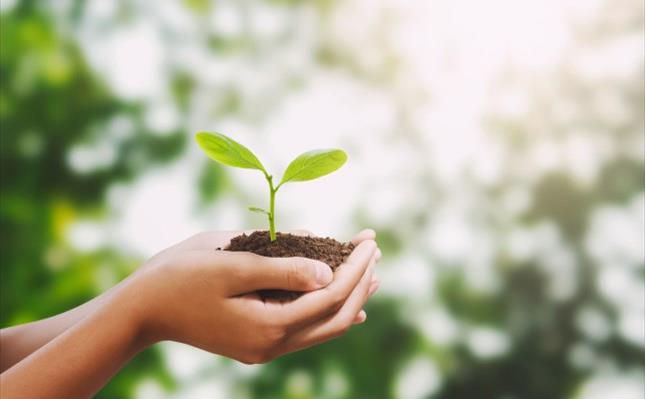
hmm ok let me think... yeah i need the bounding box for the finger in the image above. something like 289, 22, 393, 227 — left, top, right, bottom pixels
276, 240, 377, 326
283, 256, 376, 351
144, 233, 243, 272
368, 279, 379, 297
353, 268, 380, 324
214, 252, 333, 295
352, 310, 367, 324
350, 229, 376, 245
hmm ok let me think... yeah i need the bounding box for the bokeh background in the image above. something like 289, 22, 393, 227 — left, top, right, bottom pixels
1, 0, 644, 398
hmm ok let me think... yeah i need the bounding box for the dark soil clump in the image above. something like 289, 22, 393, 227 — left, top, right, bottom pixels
224, 231, 354, 301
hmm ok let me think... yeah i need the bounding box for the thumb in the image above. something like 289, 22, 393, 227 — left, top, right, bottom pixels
223, 252, 333, 294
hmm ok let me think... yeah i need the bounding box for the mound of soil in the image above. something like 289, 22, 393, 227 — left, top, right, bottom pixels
224, 231, 354, 301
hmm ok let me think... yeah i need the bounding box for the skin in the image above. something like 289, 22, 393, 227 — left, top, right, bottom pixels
0, 229, 381, 398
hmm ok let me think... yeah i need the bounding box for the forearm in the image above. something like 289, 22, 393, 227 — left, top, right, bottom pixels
0, 283, 149, 399
0, 279, 132, 372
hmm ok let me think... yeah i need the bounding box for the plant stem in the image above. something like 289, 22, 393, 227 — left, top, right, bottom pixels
267, 175, 277, 241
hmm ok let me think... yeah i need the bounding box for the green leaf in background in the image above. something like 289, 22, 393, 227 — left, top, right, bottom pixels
195, 131, 266, 173
279, 149, 347, 186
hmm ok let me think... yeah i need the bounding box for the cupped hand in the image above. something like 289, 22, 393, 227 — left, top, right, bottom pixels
123, 229, 381, 364
146, 229, 381, 306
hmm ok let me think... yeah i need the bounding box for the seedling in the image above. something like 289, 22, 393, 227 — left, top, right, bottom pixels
195, 132, 347, 241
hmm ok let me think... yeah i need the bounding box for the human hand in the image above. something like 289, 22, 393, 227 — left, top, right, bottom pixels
0, 229, 380, 398
143, 229, 380, 307
122, 229, 380, 364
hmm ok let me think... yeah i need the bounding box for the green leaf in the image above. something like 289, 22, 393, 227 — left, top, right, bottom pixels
248, 207, 270, 215
279, 149, 347, 186
195, 131, 266, 173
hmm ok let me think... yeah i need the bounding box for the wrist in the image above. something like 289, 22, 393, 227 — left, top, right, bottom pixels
109, 275, 162, 351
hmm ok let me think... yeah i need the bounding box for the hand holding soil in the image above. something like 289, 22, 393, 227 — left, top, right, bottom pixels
135, 228, 381, 363
0, 229, 380, 398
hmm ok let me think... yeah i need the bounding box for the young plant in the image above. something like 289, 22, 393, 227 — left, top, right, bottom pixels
195, 131, 347, 241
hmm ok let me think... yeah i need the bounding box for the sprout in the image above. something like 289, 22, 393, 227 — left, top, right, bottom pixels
195, 131, 347, 241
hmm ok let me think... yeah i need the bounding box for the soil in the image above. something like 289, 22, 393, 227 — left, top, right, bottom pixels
223, 231, 354, 301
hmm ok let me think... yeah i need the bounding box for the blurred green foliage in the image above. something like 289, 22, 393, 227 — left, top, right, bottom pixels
1, 2, 182, 397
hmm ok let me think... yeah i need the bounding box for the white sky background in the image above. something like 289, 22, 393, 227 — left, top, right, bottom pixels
14, 0, 640, 397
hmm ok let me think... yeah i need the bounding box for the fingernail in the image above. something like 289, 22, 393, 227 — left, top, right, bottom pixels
315, 263, 333, 285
